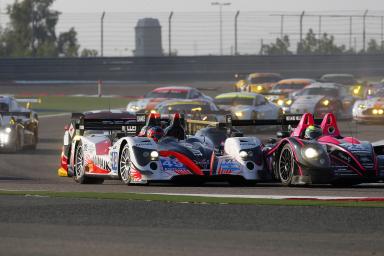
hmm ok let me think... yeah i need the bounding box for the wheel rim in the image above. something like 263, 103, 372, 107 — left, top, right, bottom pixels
75, 146, 84, 178
119, 146, 131, 183
279, 147, 293, 182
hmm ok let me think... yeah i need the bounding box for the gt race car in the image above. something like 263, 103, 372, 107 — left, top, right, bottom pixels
65, 112, 265, 185
288, 83, 355, 119
319, 73, 363, 98
154, 99, 229, 122
126, 86, 212, 113
353, 88, 384, 122
0, 96, 39, 152
266, 78, 315, 110
240, 73, 283, 94
214, 92, 281, 120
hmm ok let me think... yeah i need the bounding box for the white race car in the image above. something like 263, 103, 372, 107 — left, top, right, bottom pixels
353, 88, 384, 122
288, 83, 355, 118
214, 92, 281, 120
68, 113, 265, 185
127, 86, 212, 113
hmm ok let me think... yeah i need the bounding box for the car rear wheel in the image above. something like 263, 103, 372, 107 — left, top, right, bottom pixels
278, 144, 295, 186
74, 144, 88, 184
119, 144, 132, 185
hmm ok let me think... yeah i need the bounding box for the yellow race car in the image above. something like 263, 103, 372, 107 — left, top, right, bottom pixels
238, 73, 283, 94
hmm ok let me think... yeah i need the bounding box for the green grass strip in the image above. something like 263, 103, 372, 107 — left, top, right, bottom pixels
1, 190, 384, 208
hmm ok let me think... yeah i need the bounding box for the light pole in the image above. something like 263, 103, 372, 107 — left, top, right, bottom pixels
100, 11, 106, 57
211, 2, 231, 55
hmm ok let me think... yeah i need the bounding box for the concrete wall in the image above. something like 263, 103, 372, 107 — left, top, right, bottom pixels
0, 54, 383, 81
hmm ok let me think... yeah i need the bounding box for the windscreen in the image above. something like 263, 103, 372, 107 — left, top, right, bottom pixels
249, 76, 281, 84
215, 97, 254, 106
145, 89, 188, 99
300, 88, 339, 97
273, 83, 307, 90
322, 76, 356, 85
0, 103, 9, 112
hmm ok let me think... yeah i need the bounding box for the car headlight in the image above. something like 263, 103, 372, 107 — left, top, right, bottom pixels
322, 99, 330, 106
235, 112, 243, 117
353, 86, 361, 95
5, 127, 12, 133
304, 147, 319, 159
373, 109, 378, 115
256, 85, 263, 91
379, 109, 384, 115
285, 99, 293, 106
239, 151, 248, 158
150, 151, 159, 159
0, 133, 9, 144
277, 99, 284, 106
358, 104, 367, 110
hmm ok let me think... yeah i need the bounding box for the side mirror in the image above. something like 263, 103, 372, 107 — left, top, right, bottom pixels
267, 138, 277, 144
276, 131, 290, 138
64, 125, 69, 131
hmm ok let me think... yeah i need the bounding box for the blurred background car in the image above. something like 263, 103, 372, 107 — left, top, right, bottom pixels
239, 72, 283, 94
353, 88, 384, 123
214, 92, 281, 120
127, 86, 212, 113
319, 73, 364, 98
0, 96, 39, 152
155, 99, 228, 122
266, 78, 315, 110
288, 83, 355, 118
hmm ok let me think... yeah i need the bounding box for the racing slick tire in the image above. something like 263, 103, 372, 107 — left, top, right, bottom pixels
278, 144, 296, 186
118, 143, 132, 185
9, 129, 22, 153
73, 143, 90, 184
31, 128, 38, 150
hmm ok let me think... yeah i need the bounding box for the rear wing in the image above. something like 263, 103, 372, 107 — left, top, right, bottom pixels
71, 113, 147, 136
186, 114, 323, 135
0, 111, 31, 118
16, 98, 42, 109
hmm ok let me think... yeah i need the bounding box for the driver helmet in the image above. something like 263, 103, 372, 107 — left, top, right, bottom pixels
304, 125, 322, 140
146, 126, 164, 142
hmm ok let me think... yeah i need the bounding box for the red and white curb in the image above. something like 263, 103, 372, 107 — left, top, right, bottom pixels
149, 193, 384, 202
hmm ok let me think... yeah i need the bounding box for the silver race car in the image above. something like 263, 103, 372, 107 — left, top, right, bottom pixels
288, 83, 355, 119
214, 92, 281, 120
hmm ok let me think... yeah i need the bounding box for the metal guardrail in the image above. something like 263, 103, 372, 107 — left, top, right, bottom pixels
0, 54, 384, 81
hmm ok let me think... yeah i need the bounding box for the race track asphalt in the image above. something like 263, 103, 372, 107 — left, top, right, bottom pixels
1, 81, 384, 255
1, 195, 384, 256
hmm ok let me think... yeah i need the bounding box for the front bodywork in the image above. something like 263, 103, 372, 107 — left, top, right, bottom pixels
353, 97, 384, 122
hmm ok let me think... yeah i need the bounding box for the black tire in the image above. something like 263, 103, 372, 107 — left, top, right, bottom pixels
9, 130, 22, 153
30, 128, 38, 150
278, 144, 295, 186
73, 143, 89, 184
119, 143, 132, 185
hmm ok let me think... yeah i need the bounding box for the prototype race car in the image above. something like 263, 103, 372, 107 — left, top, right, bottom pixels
0, 96, 39, 152
262, 113, 384, 186
353, 88, 384, 122
214, 92, 281, 120
58, 110, 136, 177
126, 86, 212, 113
65, 112, 265, 185
288, 83, 355, 118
